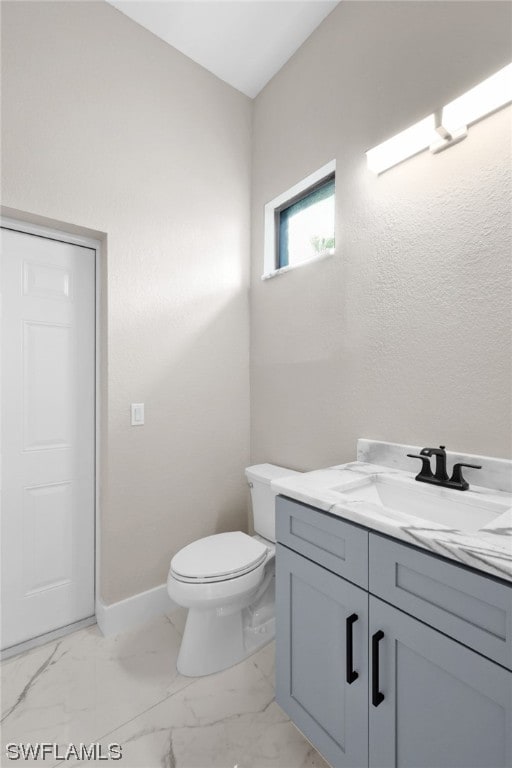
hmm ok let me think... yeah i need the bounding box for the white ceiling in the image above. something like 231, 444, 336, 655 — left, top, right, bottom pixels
106, 1, 339, 98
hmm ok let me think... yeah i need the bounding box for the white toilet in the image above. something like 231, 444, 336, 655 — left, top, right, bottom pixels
167, 463, 299, 677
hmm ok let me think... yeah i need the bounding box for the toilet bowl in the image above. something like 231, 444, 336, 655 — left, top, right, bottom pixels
167, 464, 299, 677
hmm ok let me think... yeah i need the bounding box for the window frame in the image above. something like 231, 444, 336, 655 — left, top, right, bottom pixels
263, 159, 336, 280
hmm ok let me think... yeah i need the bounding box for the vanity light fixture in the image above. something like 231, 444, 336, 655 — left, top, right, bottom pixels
366, 62, 512, 174
366, 114, 437, 174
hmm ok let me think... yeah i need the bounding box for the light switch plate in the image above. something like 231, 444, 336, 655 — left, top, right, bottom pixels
131, 403, 144, 426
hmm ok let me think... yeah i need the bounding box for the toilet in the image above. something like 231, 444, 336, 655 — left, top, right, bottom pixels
167, 463, 299, 677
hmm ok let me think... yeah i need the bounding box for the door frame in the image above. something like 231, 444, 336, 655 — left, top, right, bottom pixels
0, 215, 102, 656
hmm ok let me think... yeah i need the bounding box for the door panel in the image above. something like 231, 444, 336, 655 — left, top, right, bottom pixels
1, 227, 95, 649
23, 321, 73, 450
369, 595, 512, 768
23, 481, 73, 594
276, 544, 368, 768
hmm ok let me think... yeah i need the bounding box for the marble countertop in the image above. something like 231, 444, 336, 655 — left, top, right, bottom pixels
271, 440, 512, 583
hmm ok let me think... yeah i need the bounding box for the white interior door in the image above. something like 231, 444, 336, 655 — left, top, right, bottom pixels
1, 227, 95, 650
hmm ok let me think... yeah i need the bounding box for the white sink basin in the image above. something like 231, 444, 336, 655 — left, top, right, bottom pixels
334, 475, 509, 532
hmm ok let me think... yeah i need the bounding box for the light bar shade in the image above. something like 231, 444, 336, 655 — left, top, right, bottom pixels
442, 63, 512, 134
366, 115, 437, 174
366, 62, 512, 175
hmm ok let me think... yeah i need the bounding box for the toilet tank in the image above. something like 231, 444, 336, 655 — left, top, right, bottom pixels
245, 464, 300, 542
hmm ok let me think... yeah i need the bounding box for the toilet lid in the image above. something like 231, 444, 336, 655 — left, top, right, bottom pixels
171, 532, 268, 581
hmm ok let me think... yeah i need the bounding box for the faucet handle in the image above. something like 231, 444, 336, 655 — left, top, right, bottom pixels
452, 462, 482, 472
450, 462, 482, 490
407, 454, 433, 478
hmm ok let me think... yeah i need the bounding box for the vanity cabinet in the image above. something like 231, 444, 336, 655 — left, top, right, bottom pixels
275, 496, 512, 768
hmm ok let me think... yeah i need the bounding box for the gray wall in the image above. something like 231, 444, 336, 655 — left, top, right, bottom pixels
250, 1, 512, 469
1, 1, 252, 604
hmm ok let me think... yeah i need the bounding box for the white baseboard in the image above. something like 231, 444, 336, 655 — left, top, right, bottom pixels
96, 583, 177, 637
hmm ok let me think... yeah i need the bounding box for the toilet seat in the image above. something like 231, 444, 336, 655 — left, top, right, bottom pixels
171, 531, 268, 584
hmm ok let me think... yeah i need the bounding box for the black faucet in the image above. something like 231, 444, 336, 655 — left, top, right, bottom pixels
419, 445, 449, 483
407, 445, 482, 491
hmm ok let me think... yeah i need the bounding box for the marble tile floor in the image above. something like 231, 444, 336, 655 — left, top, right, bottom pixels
0, 611, 329, 768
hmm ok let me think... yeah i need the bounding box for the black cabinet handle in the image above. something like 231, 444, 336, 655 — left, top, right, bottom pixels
346, 613, 359, 684
372, 630, 385, 706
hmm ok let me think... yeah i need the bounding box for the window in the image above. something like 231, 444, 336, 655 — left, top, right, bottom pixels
263, 160, 336, 279
276, 174, 335, 269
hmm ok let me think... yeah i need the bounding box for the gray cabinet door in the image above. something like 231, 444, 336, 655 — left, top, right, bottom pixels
276, 544, 369, 768
369, 595, 512, 768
